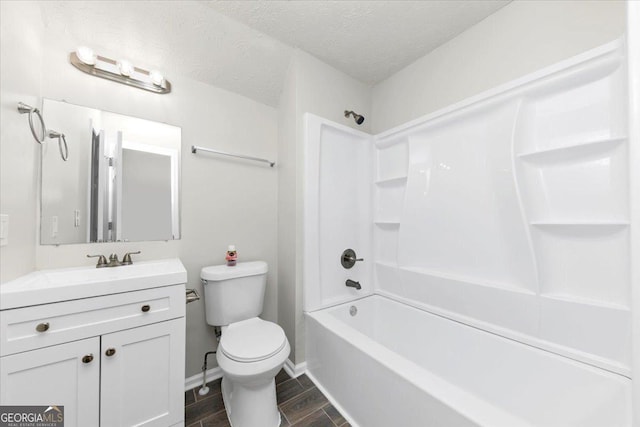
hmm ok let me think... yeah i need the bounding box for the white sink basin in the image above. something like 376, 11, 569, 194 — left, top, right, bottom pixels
0, 258, 187, 310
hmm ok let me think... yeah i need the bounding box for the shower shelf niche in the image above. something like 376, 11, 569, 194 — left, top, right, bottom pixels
515, 53, 626, 156
373, 137, 408, 269
531, 223, 629, 306
374, 223, 400, 264
517, 136, 626, 161
516, 139, 628, 222
374, 172, 406, 226
375, 139, 408, 182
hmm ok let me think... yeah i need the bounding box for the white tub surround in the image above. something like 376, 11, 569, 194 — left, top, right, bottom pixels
373, 39, 631, 375
304, 39, 632, 427
626, 2, 640, 425
303, 116, 373, 312
0, 259, 187, 427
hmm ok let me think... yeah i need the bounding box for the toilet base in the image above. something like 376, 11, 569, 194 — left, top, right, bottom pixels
221, 375, 281, 427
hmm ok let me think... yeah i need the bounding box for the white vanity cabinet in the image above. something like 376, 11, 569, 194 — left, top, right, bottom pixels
0, 259, 187, 427
100, 319, 185, 426
0, 337, 101, 426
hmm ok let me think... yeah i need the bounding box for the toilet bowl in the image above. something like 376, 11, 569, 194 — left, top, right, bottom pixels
200, 261, 290, 427
216, 317, 290, 427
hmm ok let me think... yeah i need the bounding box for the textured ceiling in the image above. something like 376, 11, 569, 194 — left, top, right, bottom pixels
205, 1, 511, 85
37, 1, 510, 106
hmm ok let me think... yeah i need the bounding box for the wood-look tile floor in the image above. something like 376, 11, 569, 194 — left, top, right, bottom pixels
185, 370, 351, 427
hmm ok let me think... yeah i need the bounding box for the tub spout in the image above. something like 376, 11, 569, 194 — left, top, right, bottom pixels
346, 279, 361, 290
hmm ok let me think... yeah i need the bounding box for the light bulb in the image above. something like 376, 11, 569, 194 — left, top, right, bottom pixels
149, 70, 164, 86
117, 59, 134, 77
76, 46, 96, 65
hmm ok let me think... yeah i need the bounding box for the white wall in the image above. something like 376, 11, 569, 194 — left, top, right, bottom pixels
278, 50, 371, 364
277, 59, 298, 365
0, 1, 43, 282
0, 2, 278, 378
372, 0, 626, 133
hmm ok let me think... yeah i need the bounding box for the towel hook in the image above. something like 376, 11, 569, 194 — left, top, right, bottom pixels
17, 102, 46, 144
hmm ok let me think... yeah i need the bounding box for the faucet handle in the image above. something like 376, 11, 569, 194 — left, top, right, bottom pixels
87, 254, 108, 268
122, 251, 141, 265
341, 249, 364, 269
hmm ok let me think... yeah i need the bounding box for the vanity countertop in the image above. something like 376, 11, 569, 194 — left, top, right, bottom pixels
0, 258, 187, 310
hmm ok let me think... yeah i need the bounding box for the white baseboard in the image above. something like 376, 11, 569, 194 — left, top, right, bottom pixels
184, 366, 223, 392
283, 358, 307, 378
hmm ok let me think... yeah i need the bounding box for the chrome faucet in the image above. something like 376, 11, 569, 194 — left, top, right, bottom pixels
345, 279, 361, 290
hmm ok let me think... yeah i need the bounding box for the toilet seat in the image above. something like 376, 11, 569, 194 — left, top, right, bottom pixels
220, 317, 287, 363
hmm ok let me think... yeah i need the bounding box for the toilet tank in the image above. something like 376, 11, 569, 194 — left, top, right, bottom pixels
201, 261, 268, 326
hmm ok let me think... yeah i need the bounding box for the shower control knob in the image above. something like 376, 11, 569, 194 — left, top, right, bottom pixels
341, 249, 363, 269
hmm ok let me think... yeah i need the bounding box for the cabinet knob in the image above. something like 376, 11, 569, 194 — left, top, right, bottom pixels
35, 322, 50, 332
141, 304, 151, 312
105, 348, 116, 357
82, 354, 94, 364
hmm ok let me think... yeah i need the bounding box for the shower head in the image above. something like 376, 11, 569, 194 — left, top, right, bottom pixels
344, 110, 365, 125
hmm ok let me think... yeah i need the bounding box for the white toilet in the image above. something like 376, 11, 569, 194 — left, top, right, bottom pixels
201, 261, 290, 427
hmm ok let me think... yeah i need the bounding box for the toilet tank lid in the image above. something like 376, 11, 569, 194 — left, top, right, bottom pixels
201, 261, 268, 281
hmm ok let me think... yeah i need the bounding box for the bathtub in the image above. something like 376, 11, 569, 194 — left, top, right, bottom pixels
305, 295, 631, 427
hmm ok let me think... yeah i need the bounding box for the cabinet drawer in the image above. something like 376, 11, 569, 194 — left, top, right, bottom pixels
1, 284, 185, 356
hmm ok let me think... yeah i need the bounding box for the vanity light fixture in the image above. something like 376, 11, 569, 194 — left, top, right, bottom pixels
149, 70, 164, 86
70, 47, 171, 94
75, 46, 96, 65
116, 59, 134, 77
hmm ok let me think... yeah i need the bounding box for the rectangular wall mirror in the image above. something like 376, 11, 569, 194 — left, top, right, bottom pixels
41, 99, 181, 245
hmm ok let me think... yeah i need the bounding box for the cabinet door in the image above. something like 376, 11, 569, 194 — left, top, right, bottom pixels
0, 337, 100, 427
100, 319, 185, 427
